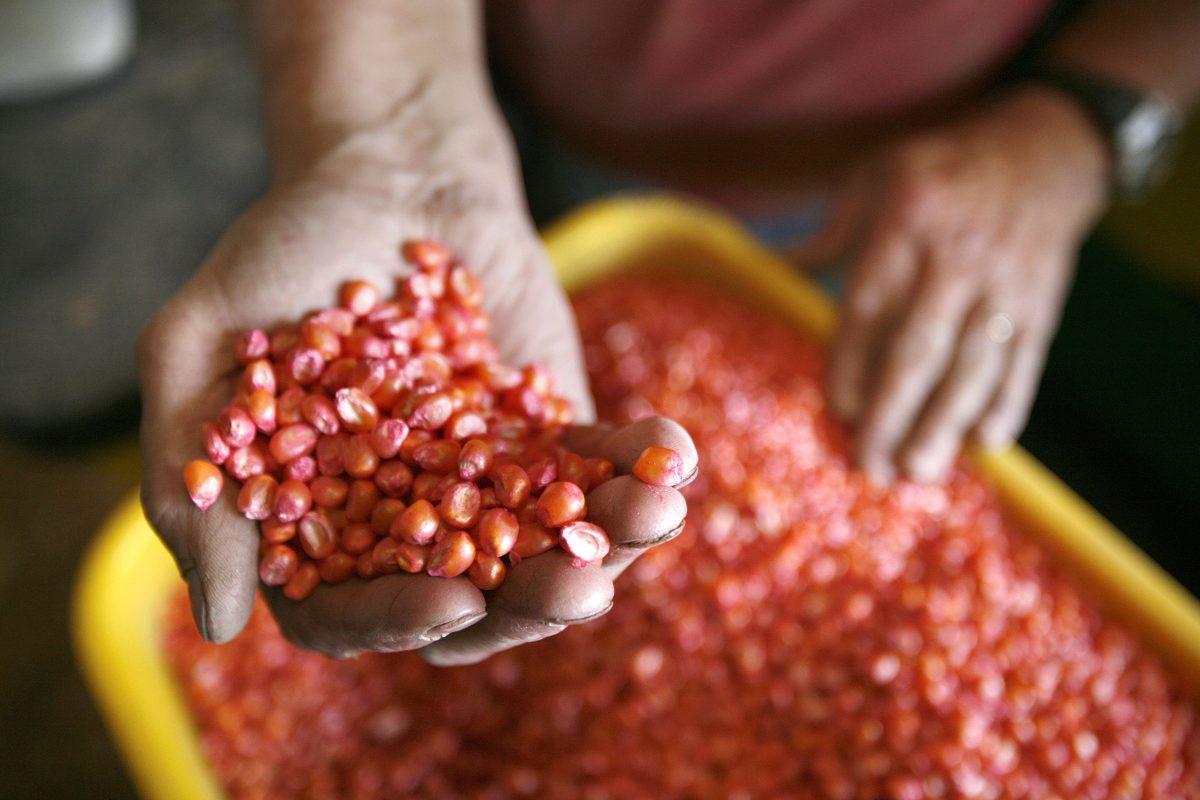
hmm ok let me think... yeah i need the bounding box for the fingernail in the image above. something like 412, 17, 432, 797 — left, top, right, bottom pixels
421, 611, 486, 642
622, 520, 687, 550
183, 569, 211, 642
557, 600, 614, 625
672, 466, 700, 490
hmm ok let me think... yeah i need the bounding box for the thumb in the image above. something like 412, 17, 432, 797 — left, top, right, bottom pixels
137, 308, 259, 643
140, 437, 260, 643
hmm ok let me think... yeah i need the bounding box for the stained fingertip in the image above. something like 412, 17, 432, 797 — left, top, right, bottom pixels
270, 572, 487, 656
585, 476, 687, 549
420, 610, 489, 643
418, 610, 566, 667
601, 416, 698, 478
495, 550, 614, 624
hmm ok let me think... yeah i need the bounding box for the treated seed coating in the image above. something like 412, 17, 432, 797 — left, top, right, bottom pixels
258, 544, 298, 586
237, 360, 277, 396
334, 388, 380, 433
317, 552, 356, 584
268, 424, 318, 464
369, 498, 406, 536
468, 552, 506, 590
281, 561, 319, 601
309, 476, 348, 508
394, 542, 430, 574
185, 242, 618, 601
233, 328, 269, 364
391, 499, 440, 545
369, 419, 409, 459
339, 522, 375, 556
525, 456, 558, 489
170, 278, 1200, 799
511, 522, 558, 560
236, 474, 277, 521
408, 392, 454, 430
492, 463, 531, 510
374, 460, 414, 498
300, 394, 340, 435
439, 481, 481, 529
632, 445, 686, 486
457, 438, 493, 481
475, 508, 519, 557
342, 434, 379, 479
559, 520, 611, 564
339, 279, 379, 317
244, 389, 277, 435
297, 511, 337, 560
426, 530, 476, 578
218, 405, 256, 449
401, 239, 452, 272
201, 421, 231, 466
412, 439, 460, 474
183, 460, 223, 510
535, 481, 587, 528
371, 538, 401, 575
259, 518, 295, 544
272, 480, 312, 524
282, 455, 317, 483
343, 480, 379, 523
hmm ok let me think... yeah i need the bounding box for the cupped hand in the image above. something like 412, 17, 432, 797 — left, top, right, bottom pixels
823, 88, 1110, 483
137, 131, 696, 662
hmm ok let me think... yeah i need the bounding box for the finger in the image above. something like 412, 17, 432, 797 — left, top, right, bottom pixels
828, 233, 918, 423
974, 325, 1052, 450
140, 464, 260, 643
855, 271, 973, 483
562, 416, 699, 487
138, 309, 260, 643
265, 572, 486, 659
899, 303, 1009, 482
419, 551, 614, 666
584, 475, 688, 577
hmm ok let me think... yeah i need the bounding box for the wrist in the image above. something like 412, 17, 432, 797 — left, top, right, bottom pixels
250, 0, 502, 187
992, 85, 1112, 221
266, 72, 515, 188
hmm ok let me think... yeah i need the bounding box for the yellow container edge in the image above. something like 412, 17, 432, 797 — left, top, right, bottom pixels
73, 195, 1200, 800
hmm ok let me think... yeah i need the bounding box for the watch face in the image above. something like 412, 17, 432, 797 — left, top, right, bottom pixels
1115, 97, 1182, 197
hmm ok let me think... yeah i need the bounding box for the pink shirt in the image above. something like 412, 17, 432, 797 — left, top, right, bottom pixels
490, 1, 1052, 204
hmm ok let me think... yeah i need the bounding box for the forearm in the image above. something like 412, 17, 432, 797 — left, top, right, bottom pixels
246, 0, 506, 183
1048, 0, 1200, 108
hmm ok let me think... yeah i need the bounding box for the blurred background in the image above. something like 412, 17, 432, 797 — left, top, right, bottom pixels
0, 0, 1197, 797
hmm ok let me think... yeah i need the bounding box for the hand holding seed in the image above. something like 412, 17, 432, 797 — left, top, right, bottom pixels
138, 164, 696, 663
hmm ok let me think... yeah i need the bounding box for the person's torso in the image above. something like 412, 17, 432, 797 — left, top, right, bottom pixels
490, 0, 1052, 206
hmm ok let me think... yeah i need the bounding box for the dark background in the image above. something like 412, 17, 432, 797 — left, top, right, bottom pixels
0, 1, 1196, 798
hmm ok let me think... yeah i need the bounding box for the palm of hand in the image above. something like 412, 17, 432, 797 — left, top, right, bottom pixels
139, 165, 693, 665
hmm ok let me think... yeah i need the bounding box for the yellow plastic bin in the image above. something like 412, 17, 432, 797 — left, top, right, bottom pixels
74, 196, 1200, 800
